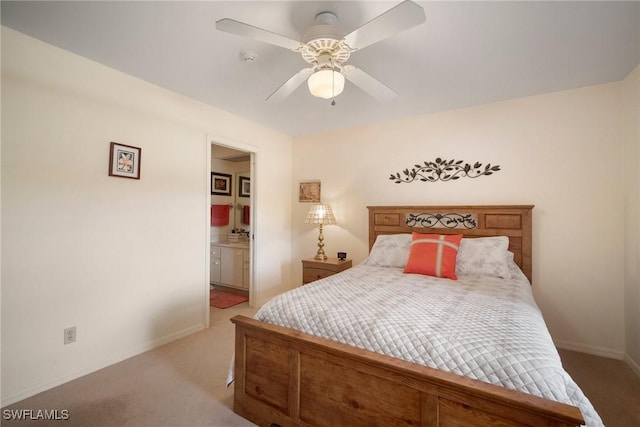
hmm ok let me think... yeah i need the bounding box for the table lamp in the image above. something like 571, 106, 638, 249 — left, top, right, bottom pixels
304, 203, 336, 260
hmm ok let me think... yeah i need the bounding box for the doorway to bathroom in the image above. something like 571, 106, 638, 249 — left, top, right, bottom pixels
208, 141, 254, 324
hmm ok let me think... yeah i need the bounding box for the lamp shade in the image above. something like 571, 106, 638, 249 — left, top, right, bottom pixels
307, 69, 345, 99
304, 204, 336, 225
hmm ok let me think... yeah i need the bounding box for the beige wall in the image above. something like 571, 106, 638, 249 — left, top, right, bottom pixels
624, 66, 640, 375
0, 27, 293, 405
292, 77, 631, 360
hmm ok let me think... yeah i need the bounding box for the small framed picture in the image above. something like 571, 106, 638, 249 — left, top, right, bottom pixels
299, 181, 321, 203
239, 176, 251, 198
211, 172, 232, 196
109, 142, 141, 179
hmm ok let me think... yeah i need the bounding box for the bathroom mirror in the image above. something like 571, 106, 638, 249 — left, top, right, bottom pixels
234, 171, 250, 231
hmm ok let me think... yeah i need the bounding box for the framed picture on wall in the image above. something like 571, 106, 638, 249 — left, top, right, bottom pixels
299, 181, 321, 203
109, 142, 141, 179
211, 172, 232, 196
239, 176, 251, 198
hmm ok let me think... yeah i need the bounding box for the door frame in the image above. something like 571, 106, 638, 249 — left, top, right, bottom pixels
205, 133, 257, 328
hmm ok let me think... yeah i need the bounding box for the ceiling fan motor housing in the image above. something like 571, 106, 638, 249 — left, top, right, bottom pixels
300, 12, 350, 65
312, 52, 344, 73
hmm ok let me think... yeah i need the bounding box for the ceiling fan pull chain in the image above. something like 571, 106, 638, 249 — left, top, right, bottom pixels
331, 58, 337, 106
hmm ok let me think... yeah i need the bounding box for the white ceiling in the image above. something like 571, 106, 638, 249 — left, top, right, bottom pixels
2, 1, 639, 136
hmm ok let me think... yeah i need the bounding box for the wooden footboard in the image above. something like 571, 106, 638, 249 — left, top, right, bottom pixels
232, 315, 584, 427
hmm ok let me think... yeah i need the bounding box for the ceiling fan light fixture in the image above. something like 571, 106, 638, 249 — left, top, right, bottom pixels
307, 69, 345, 99
217, 1, 425, 102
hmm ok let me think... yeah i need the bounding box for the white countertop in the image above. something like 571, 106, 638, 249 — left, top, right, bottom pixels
211, 241, 249, 248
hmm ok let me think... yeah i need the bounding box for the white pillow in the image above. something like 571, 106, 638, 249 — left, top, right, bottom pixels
455, 236, 511, 278
364, 234, 411, 268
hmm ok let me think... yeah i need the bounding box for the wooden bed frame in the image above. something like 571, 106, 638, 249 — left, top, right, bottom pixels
231, 205, 585, 426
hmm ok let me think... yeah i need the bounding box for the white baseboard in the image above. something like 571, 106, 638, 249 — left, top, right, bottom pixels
554, 339, 625, 360
555, 340, 640, 378
0, 323, 204, 408
624, 353, 640, 378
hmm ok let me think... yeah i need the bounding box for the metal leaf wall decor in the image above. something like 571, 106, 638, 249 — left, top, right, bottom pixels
389, 158, 500, 183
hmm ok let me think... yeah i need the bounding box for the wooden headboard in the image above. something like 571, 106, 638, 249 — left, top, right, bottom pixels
367, 205, 534, 283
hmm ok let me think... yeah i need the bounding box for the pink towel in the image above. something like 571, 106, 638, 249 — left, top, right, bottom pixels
242, 205, 250, 225
211, 204, 230, 226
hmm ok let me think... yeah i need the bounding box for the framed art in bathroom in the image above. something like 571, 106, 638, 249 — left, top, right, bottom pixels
239, 176, 251, 198
211, 172, 232, 196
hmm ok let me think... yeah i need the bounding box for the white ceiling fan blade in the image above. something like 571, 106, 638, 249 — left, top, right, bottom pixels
266, 68, 313, 102
216, 18, 302, 51
343, 65, 397, 102
343, 0, 426, 51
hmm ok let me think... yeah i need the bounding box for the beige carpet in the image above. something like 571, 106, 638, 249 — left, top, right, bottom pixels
2, 303, 639, 426
558, 348, 640, 426
2, 303, 258, 427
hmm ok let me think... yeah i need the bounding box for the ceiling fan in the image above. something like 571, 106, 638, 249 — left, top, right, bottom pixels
215, 1, 426, 103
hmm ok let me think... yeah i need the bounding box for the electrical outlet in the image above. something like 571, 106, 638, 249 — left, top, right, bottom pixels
64, 326, 76, 345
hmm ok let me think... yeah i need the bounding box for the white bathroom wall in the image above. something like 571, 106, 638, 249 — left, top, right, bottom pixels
209, 155, 251, 242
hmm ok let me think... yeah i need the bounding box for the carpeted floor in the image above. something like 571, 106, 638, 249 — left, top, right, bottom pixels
2, 303, 259, 427
2, 304, 639, 426
558, 348, 640, 426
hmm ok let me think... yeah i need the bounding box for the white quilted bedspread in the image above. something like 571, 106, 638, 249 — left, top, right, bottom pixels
255, 263, 603, 427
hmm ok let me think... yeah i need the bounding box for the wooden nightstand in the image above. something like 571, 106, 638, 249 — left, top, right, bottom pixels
302, 258, 352, 285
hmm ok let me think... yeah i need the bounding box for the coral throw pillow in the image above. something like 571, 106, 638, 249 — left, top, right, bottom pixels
403, 233, 463, 280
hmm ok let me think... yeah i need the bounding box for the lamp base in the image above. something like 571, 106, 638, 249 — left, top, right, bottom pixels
314, 223, 328, 261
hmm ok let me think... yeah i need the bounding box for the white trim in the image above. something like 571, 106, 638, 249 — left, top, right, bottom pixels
204, 136, 212, 328
248, 151, 256, 307
554, 339, 624, 360
624, 353, 640, 378
207, 133, 259, 155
